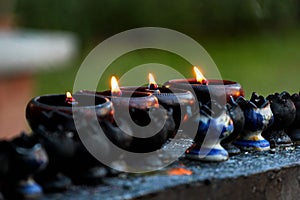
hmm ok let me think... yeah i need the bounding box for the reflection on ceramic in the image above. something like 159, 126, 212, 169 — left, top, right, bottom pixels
186, 102, 234, 162
233, 93, 273, 151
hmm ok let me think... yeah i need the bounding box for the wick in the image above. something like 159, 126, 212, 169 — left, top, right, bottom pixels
66, 97, 78, 105
148, 84, 160, 94
201, 79, 208, 85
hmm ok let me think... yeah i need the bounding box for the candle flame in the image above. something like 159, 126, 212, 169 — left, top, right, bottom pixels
66, 92, 72, 99
193, 66, 207, 84
148, 73, 158, 90
65, 91, 77, 104
111, 76, 122, 96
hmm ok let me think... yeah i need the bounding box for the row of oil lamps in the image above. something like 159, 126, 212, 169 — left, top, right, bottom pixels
1, 66, 300, 199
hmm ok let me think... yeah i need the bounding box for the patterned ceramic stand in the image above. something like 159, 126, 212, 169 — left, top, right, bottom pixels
186, 103, 234, 162
1, 133, 48, 200
221, 96, 245, 155
233, 93, 274, 151
287, 93, 300, 145
262, 92, 295, 148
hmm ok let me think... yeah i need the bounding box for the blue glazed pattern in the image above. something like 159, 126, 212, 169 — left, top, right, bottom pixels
16, 182, 42, 195
188, 147, 228, 157
233, 139, 270, 148
244, 109, 264, 132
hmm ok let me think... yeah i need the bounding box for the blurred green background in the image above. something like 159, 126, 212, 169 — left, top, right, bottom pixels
14, 0, 300, 98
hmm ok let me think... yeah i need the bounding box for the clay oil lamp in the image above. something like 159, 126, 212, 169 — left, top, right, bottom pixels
119, 73, 197, 133
26, 92, 114, 190
221, 96, 245, 155
80, 76, 175, 153
185, 101, 234, 162
26, 92, 113, 132
262, 92, 295, 149
164, 66, 244, 104
233, 93, 274, 151
1, 133, 48, 200
287, 92, 300, 145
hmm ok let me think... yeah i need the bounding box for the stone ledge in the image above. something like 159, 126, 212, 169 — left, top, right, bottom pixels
42, 147, 300, 200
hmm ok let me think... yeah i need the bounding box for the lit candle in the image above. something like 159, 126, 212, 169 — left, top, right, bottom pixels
26, 93, 114, 186
113, 73, 197, 132
164, 66, 244, 104
110, 76, 122, 97
193, 66, 207, 85
148, 73, 160, 93
65, 91, 78, 105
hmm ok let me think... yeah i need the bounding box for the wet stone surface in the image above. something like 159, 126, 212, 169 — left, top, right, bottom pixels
42, 145, 300, 200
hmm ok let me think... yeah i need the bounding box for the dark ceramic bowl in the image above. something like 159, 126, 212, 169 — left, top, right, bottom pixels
119, 86, 197, 131
26, 94, 114, 187
78, 90, 175, 153
164, 78, 244, 104
26, 93, 113, 133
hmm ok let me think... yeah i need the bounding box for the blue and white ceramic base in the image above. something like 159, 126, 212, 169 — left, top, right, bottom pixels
233, 133, 270, 151
186, 144, 229, 162
16, 178, 42, 199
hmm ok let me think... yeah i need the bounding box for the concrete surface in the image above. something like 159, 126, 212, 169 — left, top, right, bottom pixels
42, 146, 300, 200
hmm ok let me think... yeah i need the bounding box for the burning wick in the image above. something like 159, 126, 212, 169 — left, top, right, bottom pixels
193, 66, 207, 85
65, 92, 78, 105
111, 76, 122, 96
148, 73, 160, 93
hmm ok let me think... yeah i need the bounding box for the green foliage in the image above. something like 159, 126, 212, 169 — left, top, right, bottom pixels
35, 29, 300, 98
15, 1, 300, 97
15, 0, 300, 44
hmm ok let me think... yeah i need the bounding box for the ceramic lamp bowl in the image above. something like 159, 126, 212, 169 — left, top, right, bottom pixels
120, 86, 197, 131
26, 94, 114, 187
164, 78, 244, 104
81, 90, 159, 127
79, 90, 175, 153
97, 90, 158, 109
26, 93, 113, 133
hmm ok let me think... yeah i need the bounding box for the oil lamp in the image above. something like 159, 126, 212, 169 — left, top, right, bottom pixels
119, 73, 197, 132
164, 66, 244, 104
79, 76, 175, 153
96, 76, 159, 126
26, 92, 113, 132
26, 92, 114, 190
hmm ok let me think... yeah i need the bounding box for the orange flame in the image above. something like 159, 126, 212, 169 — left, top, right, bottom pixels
65, 91, 76, 104
193, 66, 207, 84
167, 168, 193, 176
66, 92, 72, 99
111, 76, 122, 96
148, 73, 158, 90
